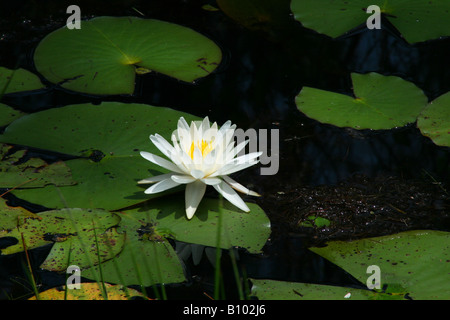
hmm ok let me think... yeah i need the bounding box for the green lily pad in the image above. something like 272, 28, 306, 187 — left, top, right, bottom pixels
34, 16, 222, 95
0, 208, 125, 272
0, 104, 25, 127
290, 0, 450, 43
250, 279, 398, 300
295, 72, 427, 130
310, 230, 450, 299
124, 194, 271, 253
0, 144, 76, 188
83, 194, 270, 287
0, 67, 45, 94
0, 102, 199, 210
417, 92, 450, 147
298, 215, 331, 228
83, 209, 186, 287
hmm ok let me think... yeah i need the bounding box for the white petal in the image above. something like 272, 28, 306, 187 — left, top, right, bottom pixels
192, 147, 203, 168
210, 159, 259, 177
176, 127, 191, 153
203, 122, 218, 142
232, 151, 263, 165
144, 178, 180, 194
201, 116, 210, 132
185, 180, 207, 219
140, 151, 184, 174
202, 177, 222, 185
171, 134, 193, 173
138, 173, 174, 184
231, 139, 250, 158
222, 175, 260, 196
190, 120, 199, 143
213, 181, 250, 212
178, 117, 190, 131
190, 169, 205, 179
223, 125, 236, 147
150, 134, 175, 159
171, 175, 196, 184
218, 120, 233, 136
202, 149, 219, 175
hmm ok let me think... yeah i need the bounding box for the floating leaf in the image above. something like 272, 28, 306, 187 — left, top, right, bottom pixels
29, 283, 147, 300
250, 279, 398, 300
0, 144, 76, 188
0, 102, 199, 210
417, 92, 450, 147
298, 215, 331, 228
83, 195, 271, 286
83, 209, 186, 287
290, 0, 450, 43
0, 104, 25, 127
125, 194, 271, 253
34, 16, 222, 95
296, 72, 427, 130
0, 208, 125, 272
0, 67, 45, 94
310, 230, 450, 299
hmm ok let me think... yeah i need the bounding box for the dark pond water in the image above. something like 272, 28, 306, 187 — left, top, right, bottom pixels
0, 0, 449, 300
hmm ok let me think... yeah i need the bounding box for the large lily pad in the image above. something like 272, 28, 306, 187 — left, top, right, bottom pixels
0, 67, 45, 94
0, 208, 125, 272
0, 144, 75, 188
82, 195, 270, 286
290, 0, 450, 43
34, 16, 222, 95
310, 230, 450, 300
0, 102, 199, 210
296, 72, 427, 130
83, 208, 186, 287
250, 279, 397, 300
126, 194, 271, 253
417, 92, 450, 147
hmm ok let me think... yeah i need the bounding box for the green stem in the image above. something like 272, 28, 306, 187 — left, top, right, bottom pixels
214, 197, 223, 300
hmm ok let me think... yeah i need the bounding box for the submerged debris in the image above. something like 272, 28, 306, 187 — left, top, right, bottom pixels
259, 175, 449, 245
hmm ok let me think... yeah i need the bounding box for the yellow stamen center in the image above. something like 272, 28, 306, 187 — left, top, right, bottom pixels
189, 140, 214, 159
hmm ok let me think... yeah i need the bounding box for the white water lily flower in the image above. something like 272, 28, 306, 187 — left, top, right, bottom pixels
138, 116, 262, 219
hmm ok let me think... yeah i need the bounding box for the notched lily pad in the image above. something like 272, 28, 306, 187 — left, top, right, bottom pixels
290, 0, 450, 43
0, 208, 125, 272
296, 72, 427, 130
0, 144, 76, 188
250, 279, 398, 300
310, 230, 450, 299
34, 16, 222, 95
